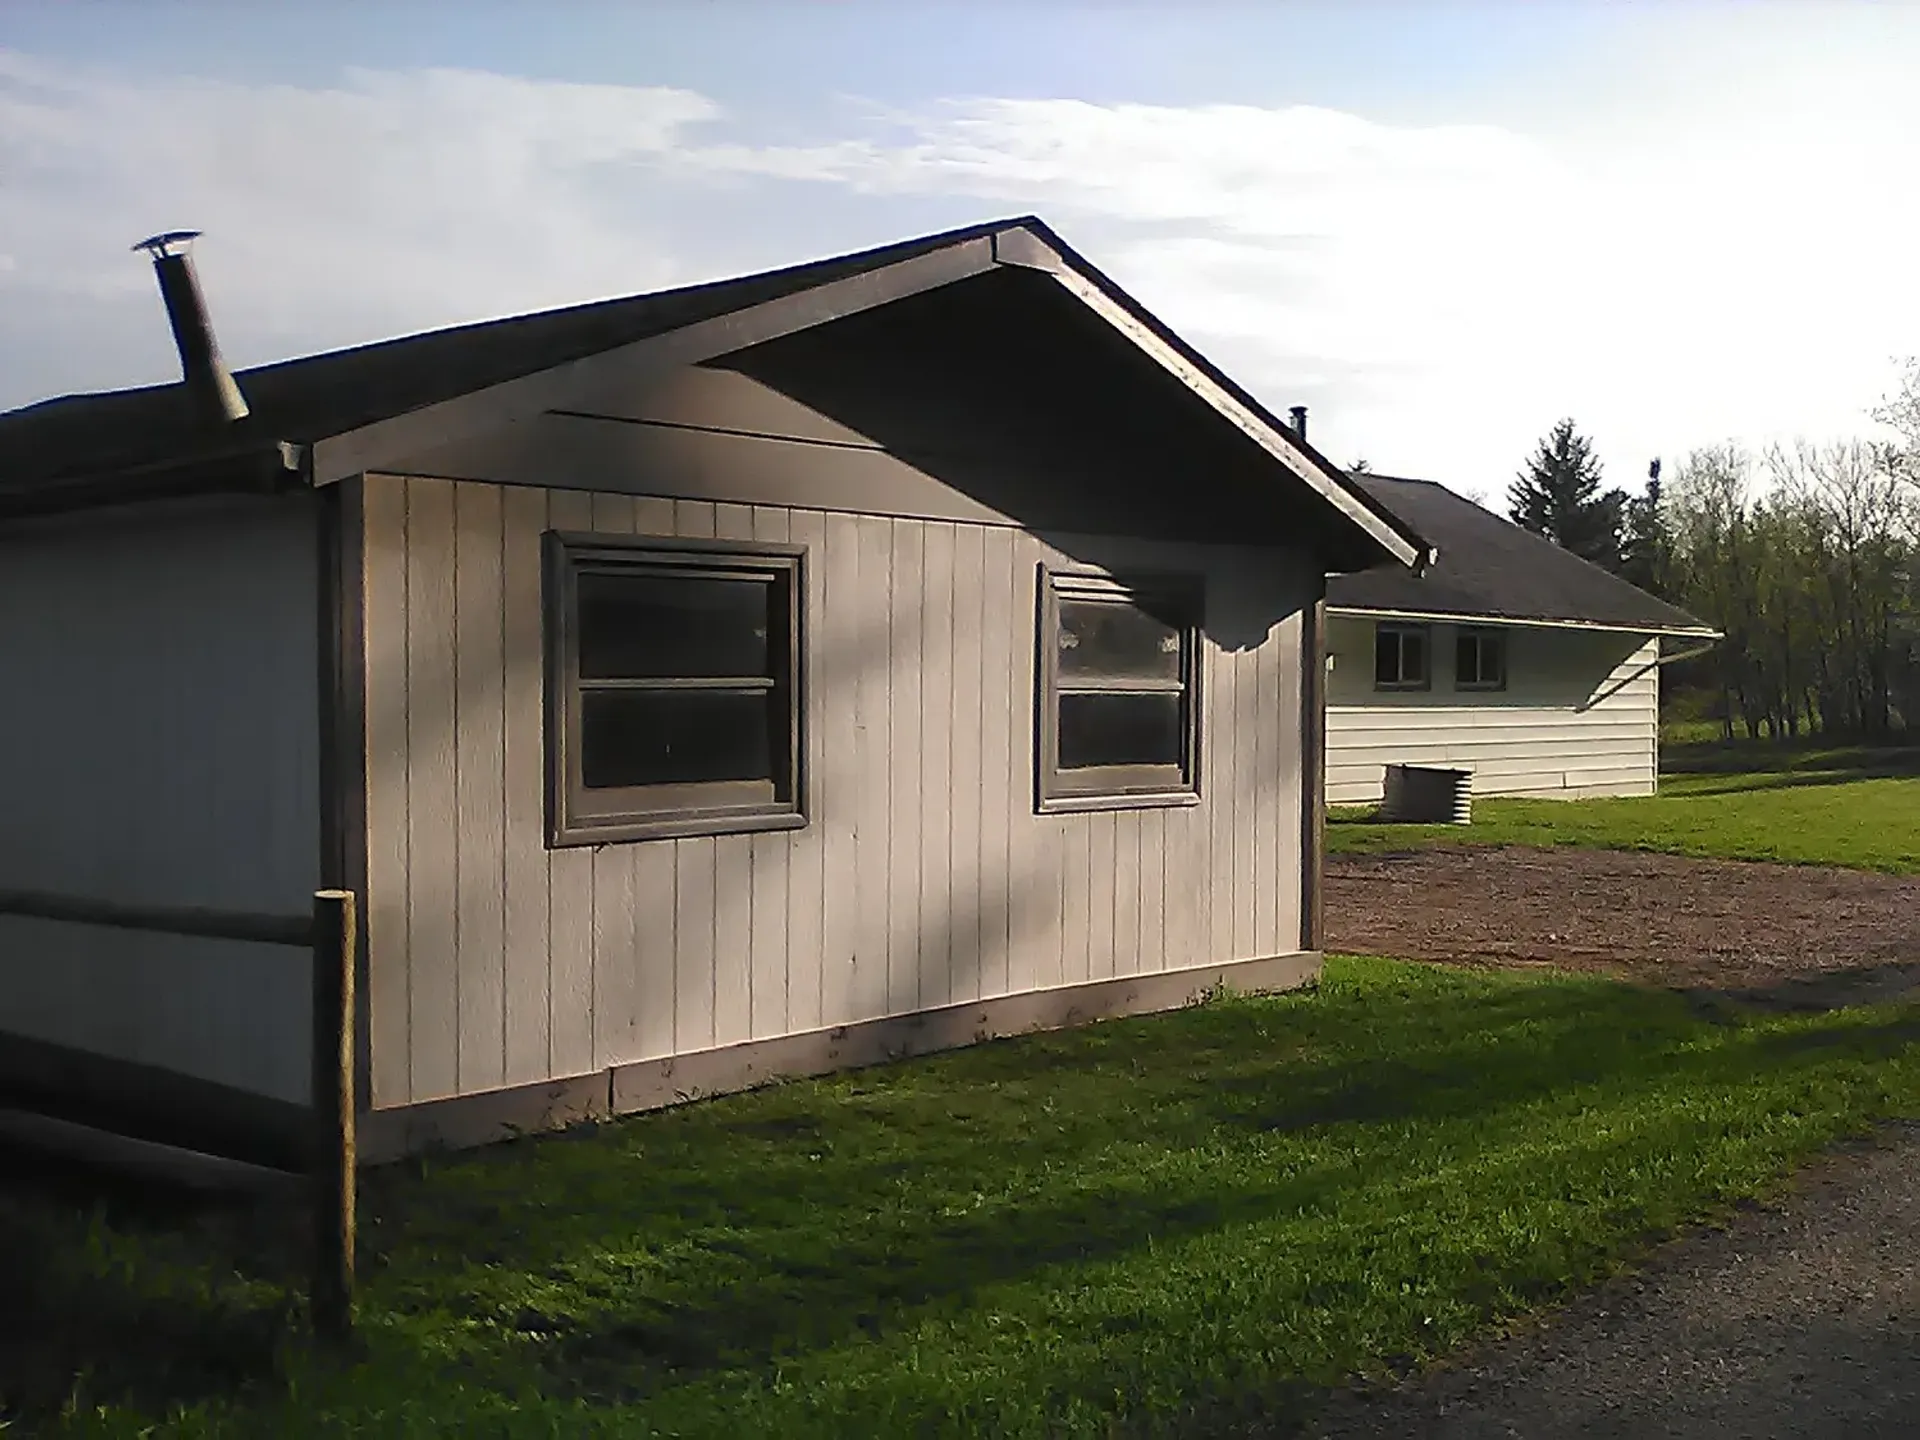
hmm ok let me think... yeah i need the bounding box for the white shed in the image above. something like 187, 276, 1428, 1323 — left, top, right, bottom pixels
1320, 474, 1718, 806
0, 218, 1430, 1165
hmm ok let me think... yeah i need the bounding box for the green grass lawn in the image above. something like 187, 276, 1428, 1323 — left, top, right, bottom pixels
11, 955, 1920, 1438
1327, 742, 1920, 873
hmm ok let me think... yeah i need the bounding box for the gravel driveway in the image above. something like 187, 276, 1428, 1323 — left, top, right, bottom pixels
1308, 1120, 1920, 1438
1325, 845, 1920, 1006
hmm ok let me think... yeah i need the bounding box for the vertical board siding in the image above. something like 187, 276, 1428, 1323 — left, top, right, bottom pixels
453, 481, 508, 1094
1111, 811, 1141, 979
850, 516, 893, 1022
818, 514, 861, 1029
787, 507, 829, 1035
543, 488, 598, 1082
1251, 617, 1281, 958
946, 523, 986, 1004
499, 484, 552, 1089
1138, 809, 1166, 975
978, 529, 1017, 997
361, 477, 1313, 1104
1206, 638, 1239, 966
917, 524, 956, 1010
404, 478, 460, 1102
887, 522, 925, 1012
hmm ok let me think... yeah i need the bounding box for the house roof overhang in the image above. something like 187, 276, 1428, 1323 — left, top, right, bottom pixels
1326, 603, 1723, 642
0, 217, 1432, 572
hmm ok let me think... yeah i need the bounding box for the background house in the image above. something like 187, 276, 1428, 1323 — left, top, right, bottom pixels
0, 217, 1429, 1165
1323, 473, 1717, 805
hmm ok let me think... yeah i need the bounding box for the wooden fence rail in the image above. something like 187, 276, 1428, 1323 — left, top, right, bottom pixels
0, 886, 359, 1342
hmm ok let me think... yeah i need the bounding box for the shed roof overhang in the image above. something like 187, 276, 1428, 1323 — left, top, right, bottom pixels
0, 218, 1432, 573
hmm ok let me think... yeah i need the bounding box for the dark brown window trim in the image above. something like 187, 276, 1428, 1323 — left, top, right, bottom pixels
1373, 621, 1432, 692
543, 531, 806, 847
1035, 567, 1204, 814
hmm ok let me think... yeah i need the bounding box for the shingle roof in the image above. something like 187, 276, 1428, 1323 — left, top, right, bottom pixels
1327, 473, 1716, 635
0, 216, 1431, 573
0, 218, 1011, 498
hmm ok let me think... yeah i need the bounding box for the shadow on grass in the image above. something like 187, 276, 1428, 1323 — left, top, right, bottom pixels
1663, 741, 1920, 779
381, 977, 1821, 1402
0, 1147, 301, 1422
7, 962, 1919, 1433
1680, 960, 1920, 1018
1665, 768, 1920, 797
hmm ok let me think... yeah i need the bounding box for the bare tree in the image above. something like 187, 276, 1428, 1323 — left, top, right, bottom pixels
1663, 435, 1917, 740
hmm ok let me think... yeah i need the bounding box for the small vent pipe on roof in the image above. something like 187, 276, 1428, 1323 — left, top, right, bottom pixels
132, 230, 249, 426
1288, 404, 1307, 441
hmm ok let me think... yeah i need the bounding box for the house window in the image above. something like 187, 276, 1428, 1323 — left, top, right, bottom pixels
545, 533, 804, 845
1373, 623, 1430, 690
1455, 627, 1508, 691
1037, 570, 1202, 811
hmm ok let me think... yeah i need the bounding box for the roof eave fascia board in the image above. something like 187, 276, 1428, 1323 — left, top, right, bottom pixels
988, 228, 1430, 574
307, 235, 1001, 486
0, 440, 304, 524
1325, 603, 1722, 641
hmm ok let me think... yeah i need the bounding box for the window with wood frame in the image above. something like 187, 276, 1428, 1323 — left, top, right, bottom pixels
1373, 622, 1430, 690
545, 534, 804, 845
1037, 570, 1202, 811
1454, 627, 1508, 691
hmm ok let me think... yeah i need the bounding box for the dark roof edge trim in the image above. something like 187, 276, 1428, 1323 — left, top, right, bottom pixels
308, 236, 1001, 486
1326, 602, 1723, 640
0, 442, 304, 523
991, 228, 1431, 573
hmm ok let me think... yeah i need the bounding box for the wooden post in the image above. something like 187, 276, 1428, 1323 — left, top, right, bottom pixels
310, 889, 357, 1342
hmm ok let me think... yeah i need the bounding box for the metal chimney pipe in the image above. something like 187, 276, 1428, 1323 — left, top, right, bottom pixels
132, 230, 249, 425
1288, 404, 1307, 441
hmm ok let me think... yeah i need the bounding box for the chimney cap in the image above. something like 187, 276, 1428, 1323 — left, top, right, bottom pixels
132, 230, 203, 258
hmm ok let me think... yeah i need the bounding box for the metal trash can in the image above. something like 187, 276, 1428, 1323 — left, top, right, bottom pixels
1380, 764, 1473, 824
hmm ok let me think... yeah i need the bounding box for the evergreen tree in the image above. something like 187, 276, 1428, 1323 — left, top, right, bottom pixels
1620, 457, 1670, 594
1508, 418, 1629, 571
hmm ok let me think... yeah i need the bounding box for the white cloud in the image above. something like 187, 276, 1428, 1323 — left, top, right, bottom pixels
4, 47, 1918, 498
690, 92, 1920, 490
0, 51, 719, 389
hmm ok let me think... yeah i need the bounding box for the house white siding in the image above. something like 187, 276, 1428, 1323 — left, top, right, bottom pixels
1324, 613, 1659, 805
0, 494, 322, 1103
357, 467, 1315, 1112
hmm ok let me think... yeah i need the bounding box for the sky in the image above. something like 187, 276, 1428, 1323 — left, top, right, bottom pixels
4, 0, 1920, 499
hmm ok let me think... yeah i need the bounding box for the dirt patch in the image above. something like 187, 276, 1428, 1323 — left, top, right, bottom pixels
1325, 845, 1920, 1011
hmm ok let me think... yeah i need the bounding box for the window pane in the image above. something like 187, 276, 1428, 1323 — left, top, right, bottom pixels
1403, 631, 1427, 683
578, 571, 773, 681
1483, 635, 1506, 686
1375, 630, 1400, 684
1456, 633, 1478, 684
1059, 691, 1183, 770
581, 689, 776, 790
1058, 599, 1181, 682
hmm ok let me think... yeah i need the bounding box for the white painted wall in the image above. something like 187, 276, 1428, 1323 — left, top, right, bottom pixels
1324, 612, 1659, 805
0, 494, 322, 1102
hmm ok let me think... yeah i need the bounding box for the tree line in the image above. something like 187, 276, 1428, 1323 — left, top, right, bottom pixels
1498, 365, 1920, 741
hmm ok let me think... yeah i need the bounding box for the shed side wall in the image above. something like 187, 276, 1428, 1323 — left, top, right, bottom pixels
0, 494, 322, 1103
1323, 614, 1659, 804
361, 474, 1311, 1110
